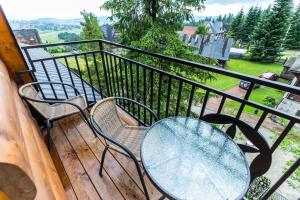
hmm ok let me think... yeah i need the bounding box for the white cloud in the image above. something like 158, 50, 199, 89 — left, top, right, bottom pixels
1, 0, 110, 20
1, 0, 300, 20
196, 0, 300, 16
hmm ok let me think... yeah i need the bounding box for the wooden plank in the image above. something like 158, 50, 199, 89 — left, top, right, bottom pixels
70, 116, 146, 200
13, 83, 67, 200
0, 6, 30, 82
0, 60, 36, 200
58, 118, 125, 200
51, 124, 101, 200
49, 142, 77, 200
71, 115, 162, 199
110, 150, 162, 199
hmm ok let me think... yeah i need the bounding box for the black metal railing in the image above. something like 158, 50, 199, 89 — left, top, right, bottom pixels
21, 39, 300, 199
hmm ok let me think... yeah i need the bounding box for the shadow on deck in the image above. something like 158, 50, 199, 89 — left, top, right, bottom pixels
49, 113, 161, 200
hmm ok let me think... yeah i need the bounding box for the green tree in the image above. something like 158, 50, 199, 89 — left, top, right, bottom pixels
223, 13, 234, 27
195, 23, 209, 35
102, 0, 205, 44
58, 32, 81, 42
241, 6, 262, 43
249, 0, 293, 63
285, 5, 300, 49
102, 0, 215, 117
80, 10, 103, 50
228, 9, 244, 40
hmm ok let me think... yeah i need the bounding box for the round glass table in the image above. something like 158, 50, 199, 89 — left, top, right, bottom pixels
141, 117, 250, 200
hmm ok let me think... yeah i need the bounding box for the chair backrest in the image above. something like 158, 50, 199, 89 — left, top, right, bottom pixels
202, 113, 272, 181
90, 97, 124, 137
19, 84, 49, 118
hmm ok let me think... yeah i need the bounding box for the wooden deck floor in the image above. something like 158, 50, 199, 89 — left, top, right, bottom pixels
49, 114, 162, 200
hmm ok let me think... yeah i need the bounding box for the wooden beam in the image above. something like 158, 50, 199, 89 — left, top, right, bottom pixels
0, 59, 36, 200
0, 5, 31, 83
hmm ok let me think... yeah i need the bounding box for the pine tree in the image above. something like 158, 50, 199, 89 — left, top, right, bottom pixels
80, 10, 103, 40
241, 6, 262, 43
249, 0, 292, 63
285, 5, 300, 49
80, 10, 103, 51
228, 9, 244, 40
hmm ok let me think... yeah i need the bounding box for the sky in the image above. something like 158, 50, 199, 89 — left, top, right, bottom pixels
1, 0, 300, 20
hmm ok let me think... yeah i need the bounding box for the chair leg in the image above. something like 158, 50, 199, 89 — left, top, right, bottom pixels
134, 160, 150, 200
159, 196, 166, 200
45, 119, 51, 149
99, 146, 109, 177
81, 110, 97, 137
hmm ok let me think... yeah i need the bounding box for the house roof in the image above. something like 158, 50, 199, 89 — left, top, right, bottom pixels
13, 29, 42, 45
19, 43, 101, 102
286, 57, 300, 73
209, 21, 224, 35
182, 26, 198, 35
181, 34, 233, 61
102, 24, 117, 42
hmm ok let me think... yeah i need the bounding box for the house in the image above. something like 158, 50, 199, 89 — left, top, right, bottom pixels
102, 24, 120, 42
230, 48, 247, 59
182, 26, 198, 36
181, 21, 227, 38
280, 57, 300, 80
13, 29, 42, 45
180, 34, 233, 67
277, 60, 300, 117
206, 21, 227, 37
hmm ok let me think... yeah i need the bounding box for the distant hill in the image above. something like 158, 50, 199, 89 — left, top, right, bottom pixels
9, 16, 111, 31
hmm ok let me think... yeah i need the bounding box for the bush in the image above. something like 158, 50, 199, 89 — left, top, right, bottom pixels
48, 46, 66, 54
263, 96, 277, 108
245, 176, 271, 200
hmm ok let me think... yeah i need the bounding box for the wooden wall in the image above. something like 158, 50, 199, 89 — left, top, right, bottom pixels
0, 5, 31, 82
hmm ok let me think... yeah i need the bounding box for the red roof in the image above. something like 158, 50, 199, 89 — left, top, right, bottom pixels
182, 26, 197, 35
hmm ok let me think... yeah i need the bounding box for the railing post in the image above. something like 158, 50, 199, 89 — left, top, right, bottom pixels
261, 157, 300, 199
23, 48, 46, 99
98, 40, 111, 97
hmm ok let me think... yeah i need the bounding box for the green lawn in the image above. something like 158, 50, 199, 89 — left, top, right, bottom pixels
39, 29, 81, 43
204, 59, 286, 115
206, 59, 283, 91
225, 87, 285, 115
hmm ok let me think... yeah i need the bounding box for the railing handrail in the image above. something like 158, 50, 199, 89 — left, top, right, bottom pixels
21, 39, 300, 95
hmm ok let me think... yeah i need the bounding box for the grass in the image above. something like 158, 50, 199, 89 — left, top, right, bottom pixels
204, 59, 286, 115
39, 29, 81, 43
225, 87, 285, 115
206, 59, 283, 91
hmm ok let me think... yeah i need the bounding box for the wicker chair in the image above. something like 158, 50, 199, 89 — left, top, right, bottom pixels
90, 97, 159, 200
19, 81, 95, 147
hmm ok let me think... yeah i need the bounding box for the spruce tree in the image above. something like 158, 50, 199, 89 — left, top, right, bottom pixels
80, 10, 103, 51
285, 5, 300, 49
228, 9, 244, 40
249, 0, 292, 63
241, 6, 262, 43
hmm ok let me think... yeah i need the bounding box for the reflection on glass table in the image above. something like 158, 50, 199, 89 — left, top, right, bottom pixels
141, 117, 250, 200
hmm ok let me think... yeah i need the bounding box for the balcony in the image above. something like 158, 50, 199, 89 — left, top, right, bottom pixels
9, 39, 300, 199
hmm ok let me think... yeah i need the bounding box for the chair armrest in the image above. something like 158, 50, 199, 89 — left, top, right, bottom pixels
90, 118, 141, 164
29, 81, 81, 95
113, 97, 159, 122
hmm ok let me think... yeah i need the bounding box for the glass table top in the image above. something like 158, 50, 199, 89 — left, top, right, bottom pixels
141, 117, 250, 200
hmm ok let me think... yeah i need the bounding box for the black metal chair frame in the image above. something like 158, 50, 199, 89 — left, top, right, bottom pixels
19, 81, 96, 148
90, 97, 159, 200
202, 113, 272, 182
